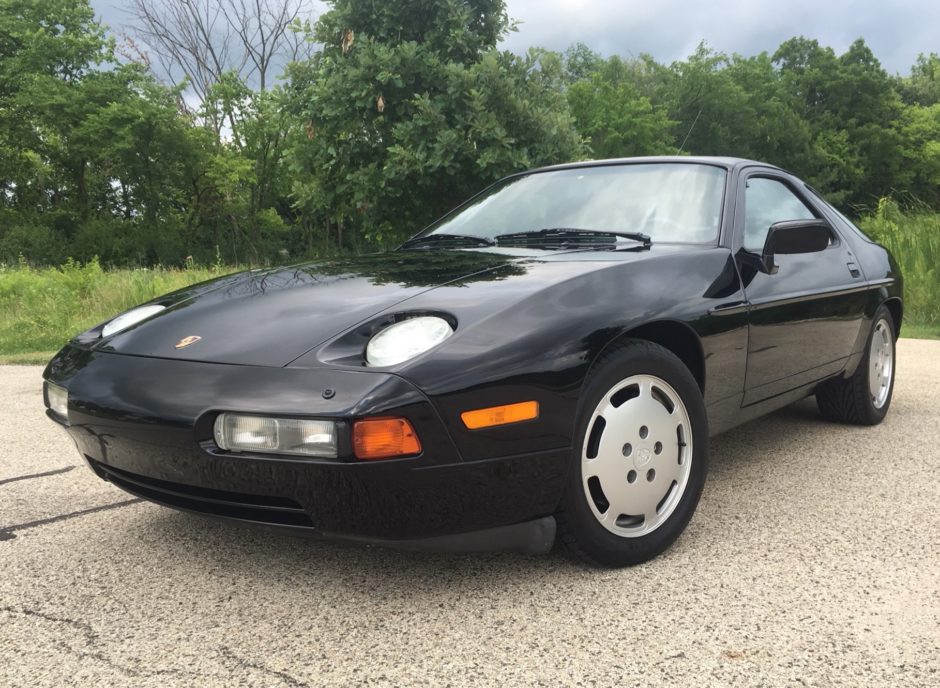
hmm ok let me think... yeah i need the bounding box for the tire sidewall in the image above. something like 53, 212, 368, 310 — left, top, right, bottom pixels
561, 340, 709, 566
863, 306, 896, 423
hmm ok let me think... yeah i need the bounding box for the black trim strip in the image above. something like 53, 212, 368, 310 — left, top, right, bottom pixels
708, 301, 748, 316
748, 281, 889, 311
867, 278, 895, 288
710, 278, 894, 316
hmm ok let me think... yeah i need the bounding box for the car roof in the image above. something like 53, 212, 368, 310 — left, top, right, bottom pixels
526, 155, 784, 175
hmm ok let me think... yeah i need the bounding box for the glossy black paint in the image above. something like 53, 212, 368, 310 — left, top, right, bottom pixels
44, 156, 903, 548
95, 251, 515, 366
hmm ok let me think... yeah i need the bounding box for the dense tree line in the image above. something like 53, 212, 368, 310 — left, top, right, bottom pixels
1, 0, 939, 266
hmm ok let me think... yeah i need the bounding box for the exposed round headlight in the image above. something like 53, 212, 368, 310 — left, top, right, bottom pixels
366, 316, 454, 367
101, 304, 166, 338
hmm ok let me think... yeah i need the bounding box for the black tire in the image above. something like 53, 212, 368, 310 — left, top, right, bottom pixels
556, 339, 709, 567
816, 305, 896, 426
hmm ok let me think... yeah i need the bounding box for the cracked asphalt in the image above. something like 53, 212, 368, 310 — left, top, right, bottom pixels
2, 339, 939, 687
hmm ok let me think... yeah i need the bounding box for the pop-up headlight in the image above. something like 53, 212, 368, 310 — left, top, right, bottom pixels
101, 304, 166, 338
365, 316, 454, 367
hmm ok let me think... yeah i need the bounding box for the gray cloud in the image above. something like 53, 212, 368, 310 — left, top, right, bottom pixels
499, 0, 937, 73
92, 0, 936, 74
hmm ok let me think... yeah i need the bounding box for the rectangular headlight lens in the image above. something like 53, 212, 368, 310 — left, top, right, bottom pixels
45, 381, 69, 421
213, 413, 337, 458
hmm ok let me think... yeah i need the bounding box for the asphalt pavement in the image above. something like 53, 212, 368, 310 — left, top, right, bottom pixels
2, 339, 939, 687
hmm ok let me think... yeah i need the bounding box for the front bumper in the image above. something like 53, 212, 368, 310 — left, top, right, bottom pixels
44, 346, 568, 550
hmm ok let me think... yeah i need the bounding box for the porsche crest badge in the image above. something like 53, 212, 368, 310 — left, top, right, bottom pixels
175, 335, 202, 349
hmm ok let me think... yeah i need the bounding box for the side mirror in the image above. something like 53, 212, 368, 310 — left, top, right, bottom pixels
757, 219, 832, 274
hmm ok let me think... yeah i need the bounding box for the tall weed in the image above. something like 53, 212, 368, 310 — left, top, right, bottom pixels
859, 200, 940, 331
0, 258, 234, 358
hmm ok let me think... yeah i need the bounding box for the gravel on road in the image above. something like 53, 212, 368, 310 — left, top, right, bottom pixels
2, 339, 939, 687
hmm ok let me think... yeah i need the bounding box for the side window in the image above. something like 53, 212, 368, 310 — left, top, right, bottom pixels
744, 178, 816, 251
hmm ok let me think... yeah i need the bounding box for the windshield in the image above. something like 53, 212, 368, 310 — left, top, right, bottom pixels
417, 163, 727, 244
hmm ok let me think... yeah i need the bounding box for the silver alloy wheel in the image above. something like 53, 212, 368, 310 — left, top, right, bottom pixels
869, 318, 894, 409
581, 374, 693, 538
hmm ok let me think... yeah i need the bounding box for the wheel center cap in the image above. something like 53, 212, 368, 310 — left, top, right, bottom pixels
634, 447, 652, 469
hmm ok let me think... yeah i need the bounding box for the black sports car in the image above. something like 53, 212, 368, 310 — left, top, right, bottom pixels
43, 157, 902, 566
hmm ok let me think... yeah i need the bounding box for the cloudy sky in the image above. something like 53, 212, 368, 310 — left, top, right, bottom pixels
92, 0, 938, 74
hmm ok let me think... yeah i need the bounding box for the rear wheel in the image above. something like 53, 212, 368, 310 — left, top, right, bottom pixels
816, 305, 896, 425
557, 339, 708, 567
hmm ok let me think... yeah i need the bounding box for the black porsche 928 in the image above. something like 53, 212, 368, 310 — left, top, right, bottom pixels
43, 157, 902, 566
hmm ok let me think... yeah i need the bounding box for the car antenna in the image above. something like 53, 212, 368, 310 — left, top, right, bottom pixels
677, 107, 703, 154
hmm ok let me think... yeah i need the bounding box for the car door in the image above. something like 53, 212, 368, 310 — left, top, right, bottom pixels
734, 171, 868, 404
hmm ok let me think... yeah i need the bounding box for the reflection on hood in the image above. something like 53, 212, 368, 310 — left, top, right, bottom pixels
89, 250, 529, 367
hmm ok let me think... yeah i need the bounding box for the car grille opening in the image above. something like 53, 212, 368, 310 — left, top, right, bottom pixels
88, 458, 314, 528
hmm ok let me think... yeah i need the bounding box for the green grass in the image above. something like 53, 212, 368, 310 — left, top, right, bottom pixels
0, 258, 236, 364
901, 323, 940, 340
859, 201, 940, 334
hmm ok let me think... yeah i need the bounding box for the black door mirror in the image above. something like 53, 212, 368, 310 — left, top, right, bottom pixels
758, 219, 832, 274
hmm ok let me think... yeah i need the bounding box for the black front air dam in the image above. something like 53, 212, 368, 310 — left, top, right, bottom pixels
87, 457, 558, 554
47, 346, 570, 545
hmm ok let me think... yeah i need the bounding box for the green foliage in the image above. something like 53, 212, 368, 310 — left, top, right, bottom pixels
895, 103, 940, 207
567, 56, 674, 158
284, 0, 584, 245
0, 258, 235, 359
558, 37, 930, 210
767, 37, 904, 205
0, 0, 296, 266
898, 53, 940, 106
859, 200, 940, 333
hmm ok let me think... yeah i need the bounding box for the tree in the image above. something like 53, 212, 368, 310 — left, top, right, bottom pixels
0, 0, 239, 264
127, 0, 313, 95
125, 0, 314, 260
285, 0, 584, 246
774, 37, 903, 207
566, 56, 675, 158
899, 53, 940, 106
562, 43, 602, 83
0, 0, 110, 193
896, 103, 940, 206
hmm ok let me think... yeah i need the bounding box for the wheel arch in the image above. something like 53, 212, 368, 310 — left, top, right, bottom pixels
882, 297, 902, 339
590, 320, 706, 395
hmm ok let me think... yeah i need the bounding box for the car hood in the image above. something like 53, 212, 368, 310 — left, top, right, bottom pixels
94, 251, 523, 366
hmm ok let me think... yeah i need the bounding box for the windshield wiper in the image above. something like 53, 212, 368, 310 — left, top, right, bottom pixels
399, 233, 496, 250
400, 228, 652, 251
494, 228, 652, 250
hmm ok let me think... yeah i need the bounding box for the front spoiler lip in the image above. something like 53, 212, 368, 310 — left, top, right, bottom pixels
92, 455, 556, 555
323, 516, 557, 555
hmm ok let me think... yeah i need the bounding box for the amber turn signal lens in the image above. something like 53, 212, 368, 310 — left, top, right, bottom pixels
461, 400, 539, 430
352, 417, 422, 460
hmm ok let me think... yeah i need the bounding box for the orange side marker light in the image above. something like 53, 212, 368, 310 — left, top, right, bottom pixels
461, 401, 539, 430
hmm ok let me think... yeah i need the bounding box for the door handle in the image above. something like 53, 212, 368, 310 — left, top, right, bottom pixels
846, 262, 861, 278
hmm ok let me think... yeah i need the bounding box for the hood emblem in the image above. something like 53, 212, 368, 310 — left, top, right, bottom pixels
175, 335, 202, 349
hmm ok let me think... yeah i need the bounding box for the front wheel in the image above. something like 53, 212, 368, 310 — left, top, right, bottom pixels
557, 339, 709, 567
